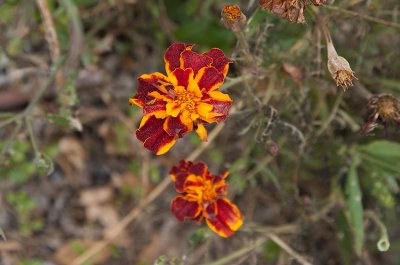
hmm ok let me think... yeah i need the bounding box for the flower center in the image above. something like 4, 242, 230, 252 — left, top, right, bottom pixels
171, 87, 201, 114
202, 180, 218, 202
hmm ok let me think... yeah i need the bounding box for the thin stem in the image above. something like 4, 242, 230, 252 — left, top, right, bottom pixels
267, 233, 313, 265
314, 91, 344, 138
25, 116, 40, 158
324, 5, 400, 30
200, 238, 266, 265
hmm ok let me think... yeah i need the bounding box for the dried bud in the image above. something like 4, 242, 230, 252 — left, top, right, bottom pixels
327, 41, 357, 91
266, 142, 279, 157
221, 4, 247, 32
259, 0, 306, 24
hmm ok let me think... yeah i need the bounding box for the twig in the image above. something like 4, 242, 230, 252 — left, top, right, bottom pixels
71, 123, 226, 265
324, 5, 400, 30
267, 233, 313, 265
36, 0, 61, 62
200, 238, 266, 265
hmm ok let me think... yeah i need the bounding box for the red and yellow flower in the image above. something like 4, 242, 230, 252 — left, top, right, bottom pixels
169, 160, 243, 238
130, 43, 233, 155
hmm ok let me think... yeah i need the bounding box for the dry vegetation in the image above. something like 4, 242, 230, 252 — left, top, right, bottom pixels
0, 0, 400, 265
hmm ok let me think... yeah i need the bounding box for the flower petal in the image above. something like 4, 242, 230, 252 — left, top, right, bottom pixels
163, 116, 190, 137
205, 198, 243, 238
195, 67, 225, 92
165, 43, 193, 77
171, 196, 202, 222
169, 68, 195, 88
143, 100, 168, 119
169, 161, 208, 192
203, 92, 233, 123
132, 73, 170, 107
136, 116, 176, 155
203, 48, 232, 78
196, 102, 214, 119
195, 123, 207, 142
181, 50, 213, 76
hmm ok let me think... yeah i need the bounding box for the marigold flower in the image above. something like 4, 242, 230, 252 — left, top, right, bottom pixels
221, 4, 247, 32
130, 43, 233, 155
169, 160, 243, 238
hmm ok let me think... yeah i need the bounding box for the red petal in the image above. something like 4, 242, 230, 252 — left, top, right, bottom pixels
205, 198, 243, 238
169, 68, 194, 88
196, 67, 225, 92
143, 100, 167, 118
163, 116, 190, 137
203, 48, 232, 77
202, 94, 232, 122
189, 161, 208, 177
133, 73, 170, 107
136, 116, 176, 155
164, 43, 193, 77
169, 160, 208, 192
169, 160, 193, 192
171, 196, 201, 222
181, 50, 213, 76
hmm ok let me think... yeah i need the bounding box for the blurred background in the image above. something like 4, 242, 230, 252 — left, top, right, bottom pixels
0, 0, 400, 264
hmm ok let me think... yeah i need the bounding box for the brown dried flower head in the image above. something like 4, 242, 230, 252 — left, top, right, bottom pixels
259, 0, 327, 23
361, 94, 400, 135
259, 0, 306, 24
326, 41, 357, 91
221, 4, 247, 32
308, 0, 327, 5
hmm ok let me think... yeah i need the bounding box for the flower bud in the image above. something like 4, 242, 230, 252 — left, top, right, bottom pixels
327, 41, 357, 91
266, 141, 279, 157
221, 4, 247, 33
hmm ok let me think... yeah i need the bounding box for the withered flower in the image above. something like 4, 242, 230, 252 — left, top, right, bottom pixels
308, 0, 327, 5
326, 41, 357, 91
259, 0, 306, 23
221, 4, 247, 32
361, 94, 400, 135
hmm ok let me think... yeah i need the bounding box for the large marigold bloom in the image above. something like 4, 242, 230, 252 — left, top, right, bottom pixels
130, 43, 233, 155
169, 160, 243, 238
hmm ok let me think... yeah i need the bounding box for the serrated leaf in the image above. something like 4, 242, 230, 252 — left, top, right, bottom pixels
345, 162, 364, 256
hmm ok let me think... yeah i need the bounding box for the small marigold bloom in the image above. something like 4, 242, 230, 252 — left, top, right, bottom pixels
327, 41, 357, 91
169, 160, 243, 238
221, 4, 247, 32
361, 94, 400, 135
130, 43, 233, 155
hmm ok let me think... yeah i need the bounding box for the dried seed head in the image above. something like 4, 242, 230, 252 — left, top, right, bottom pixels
361, 94, 400, 135
259, 0, 306, 24
221, 4, 247, 32
327, 41, 357, 91
375, 95, 400, 122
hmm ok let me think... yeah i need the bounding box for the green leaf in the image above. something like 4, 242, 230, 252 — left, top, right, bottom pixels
47, 114, 70, 127
359, 140, 400, 162
345, 162, 364, 256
